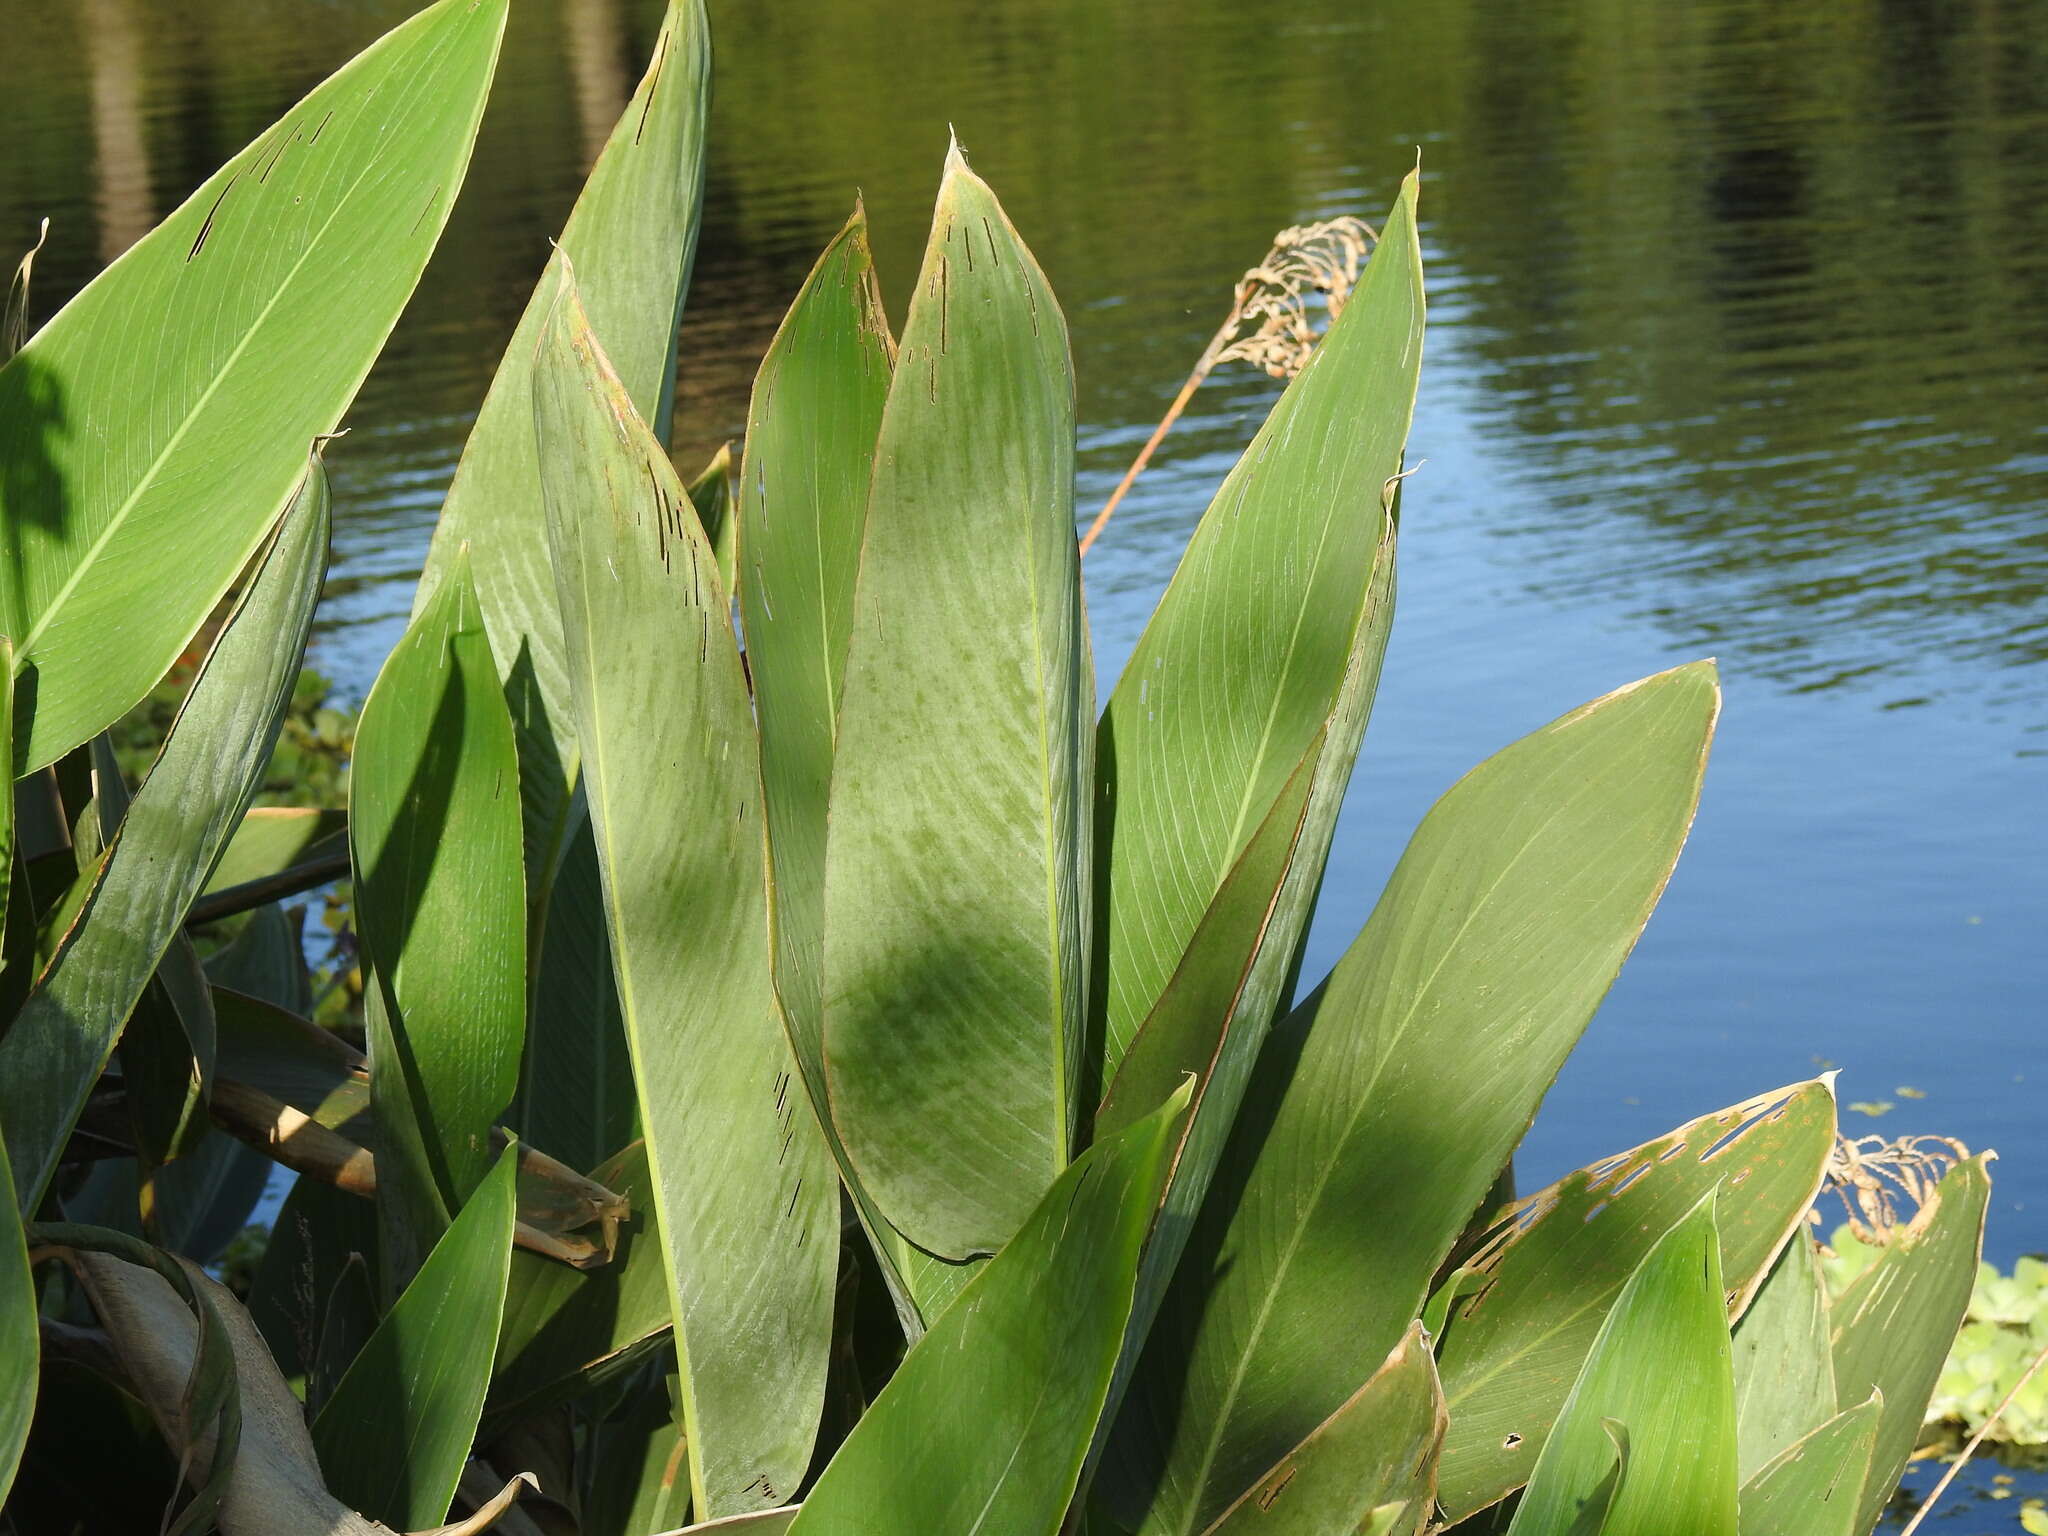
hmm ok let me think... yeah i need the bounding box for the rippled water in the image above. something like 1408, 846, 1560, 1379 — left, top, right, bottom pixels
4, 0, 2045, 1512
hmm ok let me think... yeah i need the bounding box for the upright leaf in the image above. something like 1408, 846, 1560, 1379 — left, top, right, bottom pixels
1731, 1233, 1838, 1483
1506, 1197, 1738, 1536
1102, 662, 1720, 1536
0, 1137, 33, 1505
0, 639, 12, 958
1829, 1154, 1991, 1533
1093, 171, 1423, 1086
1433, 1079, 1834, 1520
789, 1085, 1190, 1536
822, 144, 1090, 1261
535, 272, 836, 1518
1736, 1394, 1880, 1536
1203, 1324, 1444, 1536
350, 549, 526, 1207
689, 442, 739, 595
0, 0, 503, 772
312, 1145, 518, 1531
0, 465, 328, 1215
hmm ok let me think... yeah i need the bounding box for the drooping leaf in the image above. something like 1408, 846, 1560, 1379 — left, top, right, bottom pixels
789, 1084, 1190, 1536
1093, 170, 1423, 1088
1204, 1324, 1444, 1536
822, 143, 1090, 1262
1506, 1196, 1738, 1536
1102, 662, 1720, 1536
312, 1143, 518, 1530
0, 1137, 33, 1505
0, 0, 503, 773
416, 0, 708, 882
535, 270, 836, 1518
0, 463, 328, 1214
1829, 1153, 1991, 1533
1736, 1393, 1880, 1536
350, 548, 525, 1209
1731, 1232, 1838, 1483
1432, 1078, 1834, 1520
736, 204, 913, 1303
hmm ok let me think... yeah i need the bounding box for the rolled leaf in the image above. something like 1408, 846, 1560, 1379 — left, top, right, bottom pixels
312, 1143, 519, 1530
1433, 1078, 1834, 1520
823, 143, 1090, 1261
1829, 1153, 1991, 1533
0, 463, 328, 1214
789, 1084, 1190, 1536
0, 0, 503, 773
1736, 1393, 1879, 1536
350, 548, 526, 1208
1505, 1196, 1738, 1536
1102, 661, 1720, 1536
1093, 171, 1423, 1087
535, 270, 836, 1517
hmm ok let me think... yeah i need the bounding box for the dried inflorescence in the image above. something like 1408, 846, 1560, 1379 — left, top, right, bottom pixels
1819, 1131, 1972, 1245
1211, 216, 1378, 380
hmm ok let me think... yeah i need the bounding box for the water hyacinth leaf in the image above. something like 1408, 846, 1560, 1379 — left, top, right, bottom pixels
1204, 1324, 1444, 1536
1093, 170, 1422, 1086
0, 1138, 32, 1505
1433, 1077, 1834, 1520
789, 1084, 1190, 1536
1102, 661, 1720, 1536
1736, 1393, 1879, 1536
738, 205, 902, 1273
416, 0, 708, 879
1829, 1153, 1991, 1534
535, 272, 836, 1517
1506, 1196, 1738, 1536
312, 1143, 518, 1531
1731, 1233, 1838, 1482
0, 465, 328, 1216
823, 144, 1090, 1261
350, 549, 525, 1208
0, 0, 503, 774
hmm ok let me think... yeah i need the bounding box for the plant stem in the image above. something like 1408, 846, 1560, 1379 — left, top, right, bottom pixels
1899, 1337, 2048, 1536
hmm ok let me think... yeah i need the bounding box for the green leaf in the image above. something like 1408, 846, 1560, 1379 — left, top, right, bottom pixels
200, 805, 346, 896
1829, 1153, 1991, 1533
246, 1169, 381, 1404
535, 269, 836, 1518
1093, 170, 1423, 1089
822, 143, 1089, 1262
583, 1373, 692, 1536
0, 463, 329, 1215
1735, 1393, 1879, 1536
737, 204, 916, 1302
789, 1084, 1190, 1536
1101, 662, 1720, 1536
0, 0, 503, 773
350, 548, 525, 1208
1204, 1323, 1444, 1536
1432, 1078, 1834, 1520
0, 638, 13, 965
0, 1136, 33, 1506
416, 0, 708, 885
312, 1142, 518, 1530
1506, 1196, 1738, 1536
1731, 1232, 1838, 1482
688, 441, 738, 596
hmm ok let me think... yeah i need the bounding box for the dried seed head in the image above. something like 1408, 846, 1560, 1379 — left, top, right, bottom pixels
1211, 216, 1378, 380
1818, 1132, 1972, 1246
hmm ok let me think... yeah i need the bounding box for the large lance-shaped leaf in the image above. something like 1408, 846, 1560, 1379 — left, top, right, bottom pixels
822, 144, 1089, 1261
1101, 662, 1720, 1536
1203, 1323, 1443, 1536
789, 1084, 1190, 1536
0, 1137, 32, 1505
312, 1144, 518, 1531
1093, 170, 1423, 1086
1506, 1196, 1738, 1536
1432, 1078, 1835, 1520
1829, 1153, 1991, 1534
1736, 1394, 1879, 1536
0, 0, 503, 773
0, 466, 328, 1215
1731, 1232, 1838, 1483
535, 272, 836, 1518
350, 549, 525, 1208
416, 0, 707, 872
